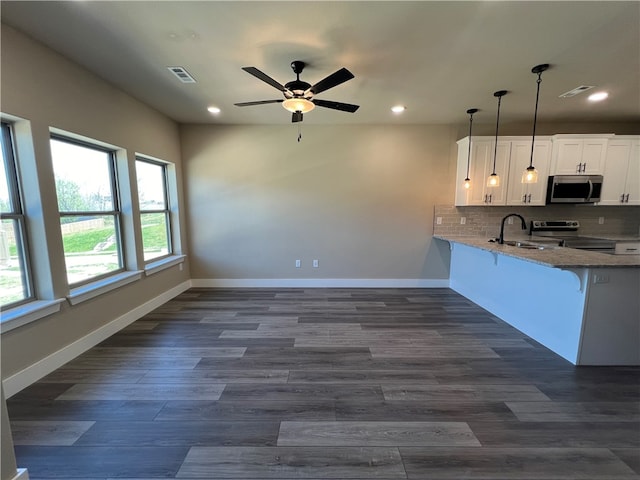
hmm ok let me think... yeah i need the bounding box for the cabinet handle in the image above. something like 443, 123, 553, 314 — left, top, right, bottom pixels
576, 163, 582, 173
489, 194, 492, 204
522, 194, 527, 203
625, 193, 630, 203
583, 162, 587, 172
621, 194, 625, 203
527, 194, 532, 203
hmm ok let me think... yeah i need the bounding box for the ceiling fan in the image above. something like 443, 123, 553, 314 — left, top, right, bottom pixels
234, 60, 360, 123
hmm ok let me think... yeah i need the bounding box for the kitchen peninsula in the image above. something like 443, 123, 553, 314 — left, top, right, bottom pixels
435, 235, 640, 366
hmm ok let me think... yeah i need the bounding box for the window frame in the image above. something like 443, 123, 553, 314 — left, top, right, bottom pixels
50, 134, 125, 287
0, 121, 35, 308
136, 156, 173, 263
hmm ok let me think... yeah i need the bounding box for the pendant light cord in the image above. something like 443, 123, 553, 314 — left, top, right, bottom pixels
492, 93, 504, 175
528, 72, 543, 168
466, 110, 476, 179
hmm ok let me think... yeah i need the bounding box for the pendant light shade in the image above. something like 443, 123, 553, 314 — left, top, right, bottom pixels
522, 64, 549, 184
487, 90, 507, 188
463, 108, 478, 190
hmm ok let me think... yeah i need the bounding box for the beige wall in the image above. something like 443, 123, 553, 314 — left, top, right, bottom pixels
181, 124, 456, 282
0, 25, 190, 383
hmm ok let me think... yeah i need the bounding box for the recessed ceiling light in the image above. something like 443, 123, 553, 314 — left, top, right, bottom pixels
391, 105, 406, 114
207, 106, 221, 114
588, 91, 608, 102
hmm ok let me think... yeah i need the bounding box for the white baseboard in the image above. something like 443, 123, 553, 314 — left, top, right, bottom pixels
2, 280, 191, 398
12, 468, 29, 480
191, 278, 450, 288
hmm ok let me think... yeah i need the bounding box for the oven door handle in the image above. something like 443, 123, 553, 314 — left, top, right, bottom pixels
586, 179, 594, 201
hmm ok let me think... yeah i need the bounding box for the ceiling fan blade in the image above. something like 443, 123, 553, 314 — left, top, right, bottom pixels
312, 99, 360, 113
309, 68, 354, 95
292, 111, 303, 123
234, 100, 284, 107
241, 67, 286, 91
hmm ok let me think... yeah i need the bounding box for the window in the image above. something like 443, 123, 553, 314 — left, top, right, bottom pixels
0, 122, 33, 307
136, 158, 172, 261
50, 136, 123, 285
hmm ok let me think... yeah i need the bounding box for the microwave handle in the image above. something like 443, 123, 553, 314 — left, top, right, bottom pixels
586, 179, 594, 201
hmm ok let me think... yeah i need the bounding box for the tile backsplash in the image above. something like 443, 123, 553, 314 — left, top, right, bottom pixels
433, 205, 640, 239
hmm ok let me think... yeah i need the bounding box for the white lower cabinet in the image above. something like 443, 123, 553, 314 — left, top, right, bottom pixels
599, 137, 640, 206
506, 140, 551, 206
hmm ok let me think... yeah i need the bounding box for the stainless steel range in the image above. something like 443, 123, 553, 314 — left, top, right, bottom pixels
529, 220, 616, 254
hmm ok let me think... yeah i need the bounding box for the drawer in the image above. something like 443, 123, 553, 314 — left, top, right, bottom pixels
615, 242, 640, 255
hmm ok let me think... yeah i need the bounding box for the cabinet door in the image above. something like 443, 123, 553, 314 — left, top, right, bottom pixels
600, 140, 631, 205
468, 140, 494, 205
625, 141, 640, 205
552, 139, 584, 174
506, 141, 531, 205
581, 139, 608, 174
506, 140, 551, 206
524, 141, 552, 205
483, 141, 510, 205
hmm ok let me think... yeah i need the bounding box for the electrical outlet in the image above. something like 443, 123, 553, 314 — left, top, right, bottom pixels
313, 259, 319, 268
508, 217, 514, 225
295, 259, 301, 268
594, 274, 610, 284
598, 216, 605, 225
460, 217, 466, 225
436, 217, 442, 225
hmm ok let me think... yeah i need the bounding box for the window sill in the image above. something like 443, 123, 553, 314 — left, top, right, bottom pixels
67, 270, 143, 305
145, 254, 186, 276
1, 298, 66, 334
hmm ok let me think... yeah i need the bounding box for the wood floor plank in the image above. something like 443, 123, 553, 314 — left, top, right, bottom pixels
176, 446, 406, 478
138, 369, 289, 384
506, 401, 640, 422
155, 400, 337, 422
14, 446, 189, 478
56, 383, 225, 401
383, 384, 551, 402
400, 446, 639, 479
10, 421, 95, 446
277, 421, 480, 447
74, 420, 280, 447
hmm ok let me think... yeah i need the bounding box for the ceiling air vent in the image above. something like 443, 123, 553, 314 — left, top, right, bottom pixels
168, 66, 196, 83
559, 85, 594, 98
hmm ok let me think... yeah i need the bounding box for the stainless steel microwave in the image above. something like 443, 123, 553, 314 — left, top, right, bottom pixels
546, 175, 603, 204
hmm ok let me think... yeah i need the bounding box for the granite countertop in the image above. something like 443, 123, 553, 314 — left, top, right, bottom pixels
434, 235, 640, 269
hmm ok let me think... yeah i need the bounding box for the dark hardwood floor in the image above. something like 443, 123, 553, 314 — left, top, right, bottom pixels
8, 287, 640, 479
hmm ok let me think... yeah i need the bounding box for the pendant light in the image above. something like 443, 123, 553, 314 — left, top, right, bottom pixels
487, 90, 507, 187
463, 108, 479, 189
522, 64, 550, 184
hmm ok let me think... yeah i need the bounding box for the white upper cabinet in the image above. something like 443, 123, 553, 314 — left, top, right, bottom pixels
455, 137, 510, 206
599, 137, 640, 206
506, 140, 552, 206
550, 135, 612, 175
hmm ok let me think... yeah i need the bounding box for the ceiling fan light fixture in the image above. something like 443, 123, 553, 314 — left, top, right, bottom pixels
282, 98, 315, 113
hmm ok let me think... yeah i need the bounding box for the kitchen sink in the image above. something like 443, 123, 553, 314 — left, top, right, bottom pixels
501, 240, 554, 250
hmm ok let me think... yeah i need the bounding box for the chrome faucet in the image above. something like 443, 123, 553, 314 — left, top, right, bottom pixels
499, 214, 527, 244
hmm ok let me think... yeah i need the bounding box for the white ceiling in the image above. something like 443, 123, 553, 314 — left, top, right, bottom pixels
1, 1, 639, 126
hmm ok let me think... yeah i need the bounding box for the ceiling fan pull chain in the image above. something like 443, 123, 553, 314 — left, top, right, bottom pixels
297, 123, 302, 142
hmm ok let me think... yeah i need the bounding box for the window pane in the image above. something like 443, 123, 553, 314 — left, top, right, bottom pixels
0, 145, 11, 213
0, 218, 29, 305
60, 215, 121, 284
51, 138, 114, 212
141, 212, 169, 261
136, 160, 166, 209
